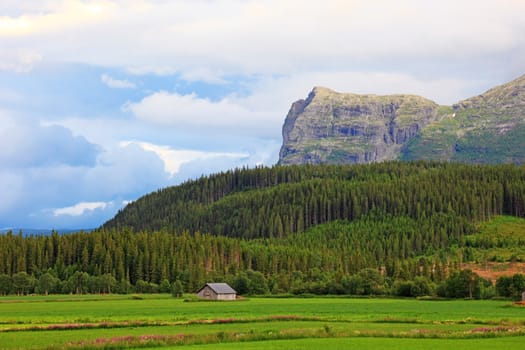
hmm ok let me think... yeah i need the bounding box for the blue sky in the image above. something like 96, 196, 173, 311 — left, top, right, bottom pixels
1, 0, 524, 230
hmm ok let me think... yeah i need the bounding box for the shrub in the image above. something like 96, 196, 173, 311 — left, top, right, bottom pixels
171, 280, 184, 298
393, 281, 415, 297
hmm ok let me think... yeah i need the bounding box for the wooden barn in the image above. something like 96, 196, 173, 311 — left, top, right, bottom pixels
196, 283, 237, 301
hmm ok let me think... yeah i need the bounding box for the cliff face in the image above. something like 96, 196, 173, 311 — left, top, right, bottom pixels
279, 75, 525, 165
402, 74, 525, 164
279, 87, 442, 165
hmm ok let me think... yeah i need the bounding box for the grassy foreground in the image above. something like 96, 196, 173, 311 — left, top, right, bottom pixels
157, 337, 525, 350
0, 295, 524, 349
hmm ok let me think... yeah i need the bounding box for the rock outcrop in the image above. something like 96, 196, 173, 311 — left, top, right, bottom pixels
279, 75, 525, 165
279, 87, 442, 165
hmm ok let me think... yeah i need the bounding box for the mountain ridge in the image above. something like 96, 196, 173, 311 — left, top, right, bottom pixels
279, 75, 525, 165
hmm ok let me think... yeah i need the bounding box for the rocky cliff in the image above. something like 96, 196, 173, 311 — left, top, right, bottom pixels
279, 87, 443, 164
279, 75, 525, 165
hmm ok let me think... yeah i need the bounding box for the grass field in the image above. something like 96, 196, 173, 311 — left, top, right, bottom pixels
161, 337, 525, 350
0, 295, 524, 349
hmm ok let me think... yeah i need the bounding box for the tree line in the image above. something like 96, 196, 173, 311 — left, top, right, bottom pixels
0, 213, 522, 298
0, 162, 524, 298
0, 265, 523, 301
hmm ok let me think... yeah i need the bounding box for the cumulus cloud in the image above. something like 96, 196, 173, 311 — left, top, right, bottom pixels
126, 91, 268, 128
0, 112, 178, 228
2, 1, 524, 78
121, 140, 249, 176
0, 1, 115, 37
81, 141, 169, 198
54, 201, 108, 216
0, 135, 172, 228
45, 200, 127, 229
0, 115, 100, 168
0, 1, 57, 17
101, 73, 136, 89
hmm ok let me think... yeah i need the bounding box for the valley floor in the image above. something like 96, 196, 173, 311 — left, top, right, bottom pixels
0, 295, 524, 349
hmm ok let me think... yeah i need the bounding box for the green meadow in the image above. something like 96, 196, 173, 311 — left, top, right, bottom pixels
164, 337, 525, 350
0, 295, 524, 349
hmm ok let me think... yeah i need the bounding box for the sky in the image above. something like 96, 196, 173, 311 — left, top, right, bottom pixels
1, 0, 524, 230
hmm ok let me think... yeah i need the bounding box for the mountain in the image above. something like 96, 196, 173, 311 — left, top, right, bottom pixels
279, 75, 525, 165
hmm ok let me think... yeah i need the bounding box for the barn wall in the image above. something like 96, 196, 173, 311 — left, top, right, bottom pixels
216, 293, 236, 301
197, 286, 217, 300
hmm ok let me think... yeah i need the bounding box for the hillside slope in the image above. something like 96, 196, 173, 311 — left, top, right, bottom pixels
103, 163, 525, 238
279, 75, 525, 165
2, 163, 524, 295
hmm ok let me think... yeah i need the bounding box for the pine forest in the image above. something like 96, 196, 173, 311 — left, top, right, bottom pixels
1, 162, 525, 299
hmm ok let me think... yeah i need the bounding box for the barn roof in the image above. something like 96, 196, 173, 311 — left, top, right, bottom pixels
199, 282, 237, 294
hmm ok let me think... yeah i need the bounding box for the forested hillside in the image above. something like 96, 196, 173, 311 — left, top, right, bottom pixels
1, 162, 525, 298
104, 162, 525, 236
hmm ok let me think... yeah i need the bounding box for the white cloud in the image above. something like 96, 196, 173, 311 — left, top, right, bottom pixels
0, 115, 173, 227
0, 49, 41, 73
53, 201, 108, 216
1, 1, 523, 79
0, 140, 171, 226
179, 68, 227, 84
126, 91, 240, 125
0, 1, 115, 37
0, 116, 100, 168
121, 140, 248, 176
101, 73, 136, 89
126, 91, 278, 133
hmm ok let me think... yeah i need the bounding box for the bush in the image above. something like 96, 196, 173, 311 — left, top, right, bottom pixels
341, 275, 364, 295
480, 284, 496, 299
246, 270, 269, 295
230, 273, 250, 295
393, 281, 415, 297
436, 282, 447, 298
0, 274, 12, 295
496, 274, 525, 299
171, 280, 184, 298
412, 276, 435, 297
444, 269, 481, 299
159, 279, 171, 293
358, 268, 385, 295
391, 277, 434, 297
